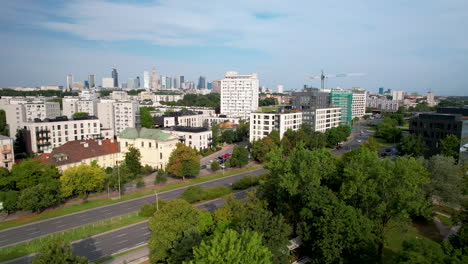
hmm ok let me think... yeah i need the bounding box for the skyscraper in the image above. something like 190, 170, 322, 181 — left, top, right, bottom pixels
88, 74, 95, 88
135, 76, 140, 88
378, 87, 384, 95
66, 75, 73, 91
143, 71, 150, 89
173, 77, 180, 89
166, 77, 172, 89
197, 76, 206, 89
180, 76, 185, 84
84, 80, 89, 89
151, 67, 158, 90
111, 67, 119, 88
220, 71, 259, 119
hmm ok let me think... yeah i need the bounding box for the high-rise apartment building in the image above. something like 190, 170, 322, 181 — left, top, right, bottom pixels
197, 76, 206, 89
427, 92, 435, 107
143, 71, 150, 89
330, 89, 353, 126
291, 87, 330, 130
24, 102, 61, 122
351, 88, 367, 119
277, 85, 284, 94
211, 80, 221, 93
151, 68, 158, 90
111, 67, 119, 88
66, 75, 73, 91
249, 111, 302, 142
88, 74, 95, 88
220, 71, 259, 119
113, 101, 139, 134
391, 90, 405, 101
102, 77, 114, 88
0, 135, 14, 170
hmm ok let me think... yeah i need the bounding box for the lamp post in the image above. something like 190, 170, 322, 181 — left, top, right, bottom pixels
154, 190, 159, 211
117, 161, 121, 200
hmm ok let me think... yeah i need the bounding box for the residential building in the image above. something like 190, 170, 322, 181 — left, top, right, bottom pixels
1, 104, 26, 136
102, 78, 114, 88
110, 91, 128, 101
351, 88, 367, 119
170, 126, 212, 150
260, 93, 292, 105
314, 107, 342, 132
277, 85, 284, 94
329, 89, 353, 126
0, 136, 14, 170
24, 102, 61, 122
409, 107, 468, 159
118, 127, 178, 169
66, 75, 73, 91
113, 101, 139, 134
427, 92, 436, 107
63, 98, 98, 117
37, 139, 119, 172
97, 100, 115, 130
292, 87, 331, 130
391, 90, 405, 101
111, 67, 119, 88
20, 116, 102, 153
79, 90, 99, 101
40, 85, 61, 91
220, 71, 259, 119
154, 111, 203, 128
367, 96, 401, 112
249, 111, 302, 142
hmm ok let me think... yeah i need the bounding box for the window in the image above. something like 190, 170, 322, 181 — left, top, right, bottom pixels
125, 142, 128, 147
160, 153, 162, 159
141, 142, 144, 147
149, 142, 152, 148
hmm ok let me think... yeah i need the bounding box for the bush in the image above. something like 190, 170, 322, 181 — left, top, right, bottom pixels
138, 199, 167, 217
154, 169, 168, 184
181, 186, 232, 203
141, 165, 154, 175
211, 161, 220, 171
232, 175, 260, 190
136, 179, 145, 188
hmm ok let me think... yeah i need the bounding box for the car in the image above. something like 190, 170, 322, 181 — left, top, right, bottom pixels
201, 165, 207, 169
220, 164, 225, 169
208, 160, 213, 164
336, 146, 343, 150
357, 140, 362, 143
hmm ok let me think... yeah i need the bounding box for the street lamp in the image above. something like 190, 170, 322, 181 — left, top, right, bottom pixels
154, 190, 159, 211
117, 161, 121, 200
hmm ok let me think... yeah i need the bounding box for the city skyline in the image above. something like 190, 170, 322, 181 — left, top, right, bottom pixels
1, 0, 467, 95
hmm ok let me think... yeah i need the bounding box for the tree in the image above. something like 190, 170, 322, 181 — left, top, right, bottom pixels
0, 109, 8, 136
211, 161, 220, 171
214, 193, 291, 264
325, 126, 350, 147
189, 229, 272, 264
148, 199, 213, 263
140, 107, 155, 128
60, 164, 107, 199
221, 130, 236, 144
234, 121, 249, 142
230, 146, 249, 168
252, 137, 278, 163
11, 159, 59, 190
18, 182, 63, 212
32, 238, 88, 264
395, 238, 457, 264
124, 146, 142, 180
422, 155, 464, 204
168, 227, 203, 264
361, 136, 379, 152
398, 134, 428, 157
439, 135, 460, 160
0, 167, 14, 191
155, 169, 167, 184
374, 118, 402, 143
0, 190, 19, 213
268, 130, 281, 146
13, 129, 28, 159
339, 149, 430, 258
211, 124, 220, 146
72, 112, 89, 118
166, 143, 200, 180
259, 97, 277, 106
298, 186, 377, 263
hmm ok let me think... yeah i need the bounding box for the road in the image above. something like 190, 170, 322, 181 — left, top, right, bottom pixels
0, 168, 266, 248
330, 120, 381, 156
3, 191, 250, 264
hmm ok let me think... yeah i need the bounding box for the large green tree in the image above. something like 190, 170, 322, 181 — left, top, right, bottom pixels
123, 146, 142, 180
168, 227, 203, 264
0, 190, 19, 213
60, 164, 107, 199
11, 159, 59, 190
18, 182, 63, 212
398, 134, 428, 157
375, 117, 402, 143
32, 238, 88, 264
148, 199, 212, 263
339, 148, 430, 258
166, 143, 200, 180
395, 238, 459, 264
0, 109, 8, 136
230, 145, 249, 168
140, 107, 155, 128
251, 136, 278, 163
189, 229, 272, 264
439, 134, 460, 160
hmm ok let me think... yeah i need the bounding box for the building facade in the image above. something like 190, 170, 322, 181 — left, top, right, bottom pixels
170, 127, 212, 150
292, 88, 330, 130
351, 88, 367, 119
314, 107, 342, 132
24, 102, 61, 122
366, 96, 401, 112
329, 89, 353, 126
113, 101, 139, 135
118, 127, 178, 169
249, 111, 302, 142
220, 71, 259, 119
0, 136, 14, 170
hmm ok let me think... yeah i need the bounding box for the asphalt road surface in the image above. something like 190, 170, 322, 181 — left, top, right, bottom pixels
3, 191, 250, 264
331, 120, 379, 156
0, 168, 266, 248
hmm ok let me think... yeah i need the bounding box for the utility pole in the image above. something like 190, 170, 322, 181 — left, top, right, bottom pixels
154, 190, 159, 211
118, 162, 121, 200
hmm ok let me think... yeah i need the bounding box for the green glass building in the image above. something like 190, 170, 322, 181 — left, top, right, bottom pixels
329, 89, 353, 127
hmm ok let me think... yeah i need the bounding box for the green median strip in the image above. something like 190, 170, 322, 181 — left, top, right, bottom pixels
92, 245, 148, 264
0, 212, 146, 262
0, 165, 262, 231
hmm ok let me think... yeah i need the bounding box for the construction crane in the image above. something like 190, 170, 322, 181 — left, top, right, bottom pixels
309, 70, 366, 89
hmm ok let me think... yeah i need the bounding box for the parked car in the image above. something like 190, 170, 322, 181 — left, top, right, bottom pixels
201, 165, 207, 169
336, 146, 343, 150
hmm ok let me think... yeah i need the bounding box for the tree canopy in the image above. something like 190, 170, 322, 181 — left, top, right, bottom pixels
32, 238, 88, 264
166, 143, 200, 180
60, 164, 107, 199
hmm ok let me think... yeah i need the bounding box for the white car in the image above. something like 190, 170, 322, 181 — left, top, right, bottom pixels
357, 140, 362, 143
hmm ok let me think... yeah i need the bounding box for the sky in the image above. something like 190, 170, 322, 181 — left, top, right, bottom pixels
1, 0, 467, 95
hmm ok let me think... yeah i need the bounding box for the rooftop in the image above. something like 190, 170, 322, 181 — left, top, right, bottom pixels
36, 139, 118, 167
171, 126, 209, 133
119, 127, 176, 141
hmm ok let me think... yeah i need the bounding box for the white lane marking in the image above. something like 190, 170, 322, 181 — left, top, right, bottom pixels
0, 239, 8, 243
116, 233, 126, 238
142, 232, 151, 236
57, 224, 67, 228
53, 220, 62, 224
117, 239, 128, 244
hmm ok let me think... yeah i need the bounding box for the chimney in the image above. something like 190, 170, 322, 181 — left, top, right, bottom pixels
98, 140, 102, 146
83, 143, 89, 148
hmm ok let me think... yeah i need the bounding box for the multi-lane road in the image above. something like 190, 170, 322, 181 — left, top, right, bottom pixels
0, 168, 266, 248
4, 191, 248, 264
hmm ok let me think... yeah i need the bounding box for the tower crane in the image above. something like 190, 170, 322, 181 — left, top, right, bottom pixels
309, 70, 366, 89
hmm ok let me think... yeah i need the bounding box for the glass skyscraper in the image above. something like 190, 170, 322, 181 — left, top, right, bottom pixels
330, 89, 353, 126
111, 67, 119, 88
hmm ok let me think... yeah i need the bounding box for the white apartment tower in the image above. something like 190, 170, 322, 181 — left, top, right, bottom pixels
391, 90, 405, 101
351, 88, 367, 119
143, 71, 150, 89
249, 111, 302, 142
66, 75, 73, 91
113, 101, 139, 135
314, 108, 342, 132
221, 71, 259, 119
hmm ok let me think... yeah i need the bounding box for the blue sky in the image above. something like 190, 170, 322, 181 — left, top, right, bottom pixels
1, 0, 467, 95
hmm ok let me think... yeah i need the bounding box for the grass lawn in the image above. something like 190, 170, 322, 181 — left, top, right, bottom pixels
374, 137, 395, 149
437, 215, 453, 228
383, 219, 442, 264
0, 165, 262, 231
